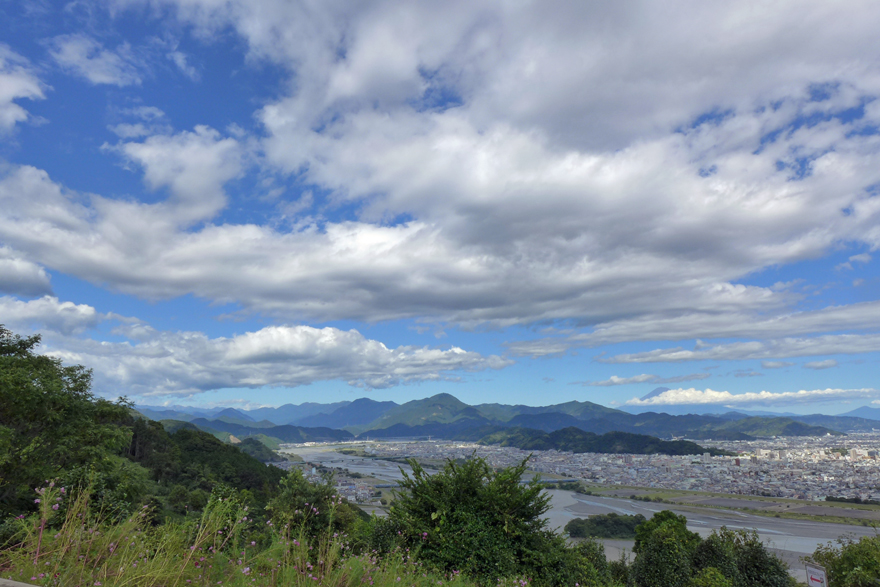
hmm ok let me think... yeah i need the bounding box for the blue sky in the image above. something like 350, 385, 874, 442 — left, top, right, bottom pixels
2, 1, 880, 415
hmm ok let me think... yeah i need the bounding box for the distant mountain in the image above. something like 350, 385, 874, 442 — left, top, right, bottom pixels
144, 393, 847, 445
620, 404, 798, 417
474, 426, 726, 456
473, 400, 622, 423
356, 393, 487, 432
136, 407, 200, 421
356, 407, 840, 441
214, 408, 255, 422
839, 406, 880, 422
295, 398, 398, 429
787, 414, 880, 432
640, 387, 671, 400
188, 418, 353, 443
247, 401, 352, 425
505, 412, 586, 432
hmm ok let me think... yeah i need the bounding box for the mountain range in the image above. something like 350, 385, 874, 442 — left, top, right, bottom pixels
136, 392, 880, 451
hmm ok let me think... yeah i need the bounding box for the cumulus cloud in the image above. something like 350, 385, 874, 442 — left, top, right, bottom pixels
0, 45, 45, 133
583, 373, 710, 386
625, 387, 880, 407
0, 295, 103, 335
109, 125, 244, 224
0, 247, 51, 296
3, 1, 880, 374
43, 324, 510, 397
0, 294, 509, 397
47, 34, 142, 86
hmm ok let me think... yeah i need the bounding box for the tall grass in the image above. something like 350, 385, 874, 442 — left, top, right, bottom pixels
0, 484, 522, 587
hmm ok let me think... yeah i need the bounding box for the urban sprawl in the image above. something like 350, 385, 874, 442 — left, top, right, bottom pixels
281, 433, 880, 506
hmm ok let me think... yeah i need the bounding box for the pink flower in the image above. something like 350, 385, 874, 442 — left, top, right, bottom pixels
34, 499, 40, 504
52, 504, 59, 511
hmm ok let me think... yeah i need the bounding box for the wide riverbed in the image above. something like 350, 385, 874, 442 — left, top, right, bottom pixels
287, 444, 875, 580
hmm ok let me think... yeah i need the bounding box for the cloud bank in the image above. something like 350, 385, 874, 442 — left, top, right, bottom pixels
625, 387, 880, 407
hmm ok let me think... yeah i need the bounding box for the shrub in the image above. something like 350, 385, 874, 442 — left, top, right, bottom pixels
806, 534, 880, 587
389, 456, 603, 586
565, 513, 646, 539
266, 469, 360, 540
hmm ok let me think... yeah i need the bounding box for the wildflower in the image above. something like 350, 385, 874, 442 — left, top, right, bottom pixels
34, 499, 40, 504
60, 487, 66, 494
250, 541, 256, 546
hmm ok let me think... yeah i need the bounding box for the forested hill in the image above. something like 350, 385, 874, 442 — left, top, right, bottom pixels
470, 426, 731, 456
0, 326, 285, 521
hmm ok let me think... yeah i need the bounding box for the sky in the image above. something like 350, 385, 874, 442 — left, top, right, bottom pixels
2, 1, 880, 415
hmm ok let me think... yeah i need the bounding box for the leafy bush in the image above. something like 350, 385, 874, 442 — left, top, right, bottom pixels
806, 534, 880, 587
565, 513, 646, 539
267, 469, 362, 540
692, 528, 791, 587
389, 456, 604, 586
0, 327, 132, 517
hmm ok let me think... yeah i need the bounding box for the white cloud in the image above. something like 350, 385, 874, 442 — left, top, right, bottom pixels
804, 359, 838, 370
836, 253, 872, 270
42, 324, 510, 397
602, 335, 880, 363
761, 361, 793, 369
3, 1, 880, 374
584, 373, 710, 386
0, 45, 45, 133
48, 34, 142, 86
0, 293, 510, 397
0, 247, 51, 296
167, 50, 199, 80
0, 295, 103, 335
109, 125, 245, 224
625, 387, 880, 407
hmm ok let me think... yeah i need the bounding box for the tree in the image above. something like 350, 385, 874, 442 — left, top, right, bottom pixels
0, 326, 132, 517
389, 456, 604, 587
806, 535, 880, 587
630, 520, 697, 587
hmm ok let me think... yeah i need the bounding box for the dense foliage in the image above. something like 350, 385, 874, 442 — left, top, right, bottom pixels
627, 512, 794, 587
565, 513, 646, 539
0, 327, 132, 517
477, 427, 728, 456
806, 534, 880, 587
0, 326, 283, 524
388, 456, 605, 586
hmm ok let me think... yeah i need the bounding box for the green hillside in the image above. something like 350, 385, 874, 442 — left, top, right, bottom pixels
354, 392, 490, 432
476, 426, 727, 456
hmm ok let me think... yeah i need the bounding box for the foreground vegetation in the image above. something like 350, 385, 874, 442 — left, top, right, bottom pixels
3, 325, 880, 586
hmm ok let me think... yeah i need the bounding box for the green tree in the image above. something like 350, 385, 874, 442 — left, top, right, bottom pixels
691, 567, 734, 587
630, 521, 697, 587
0, 326, 132, 517
704, 528, 791, 587
633, 510, 700, 554
389, 456, 604, 587
807, 535, 880, 587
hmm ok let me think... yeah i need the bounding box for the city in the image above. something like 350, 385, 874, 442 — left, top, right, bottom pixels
281, 433, 880, 508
